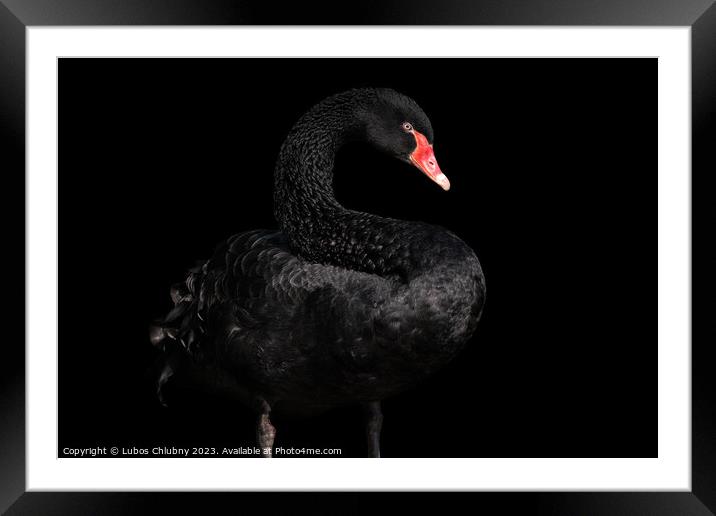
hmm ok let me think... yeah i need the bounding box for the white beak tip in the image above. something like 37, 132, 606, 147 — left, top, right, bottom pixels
436, 173, 451, 191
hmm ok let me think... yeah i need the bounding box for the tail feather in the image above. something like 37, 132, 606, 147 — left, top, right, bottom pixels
150, 262, 207, 356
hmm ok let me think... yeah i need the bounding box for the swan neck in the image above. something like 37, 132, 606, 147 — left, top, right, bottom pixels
273, 94, 366, 248
272, 90, 421, 276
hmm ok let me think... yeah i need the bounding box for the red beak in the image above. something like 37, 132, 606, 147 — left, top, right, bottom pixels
409, 130, 450, 191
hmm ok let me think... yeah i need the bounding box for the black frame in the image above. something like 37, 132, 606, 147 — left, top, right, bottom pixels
3, 1, 714, 514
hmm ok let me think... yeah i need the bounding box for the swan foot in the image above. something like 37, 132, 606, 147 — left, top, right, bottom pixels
363, 401, 383, 458
256, 401, 276, 458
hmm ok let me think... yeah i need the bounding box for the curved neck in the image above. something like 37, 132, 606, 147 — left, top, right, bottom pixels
272, 92, 470, 281
273, 96, 356, 222
273, 91, 408, 275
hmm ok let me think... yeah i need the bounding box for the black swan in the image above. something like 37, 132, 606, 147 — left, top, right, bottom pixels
150, 88, 486, 457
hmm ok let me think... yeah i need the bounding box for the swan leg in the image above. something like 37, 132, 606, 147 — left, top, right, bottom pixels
256, 401, 276, 458
363, 401, 383, 458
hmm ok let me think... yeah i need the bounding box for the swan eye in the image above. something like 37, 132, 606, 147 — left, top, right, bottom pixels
402, 122, 413, 132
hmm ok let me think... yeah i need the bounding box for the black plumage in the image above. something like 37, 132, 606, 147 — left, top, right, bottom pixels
151, 88, 486, 457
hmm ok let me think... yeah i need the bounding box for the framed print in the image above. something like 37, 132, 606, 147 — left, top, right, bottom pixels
2, 1, 714, 514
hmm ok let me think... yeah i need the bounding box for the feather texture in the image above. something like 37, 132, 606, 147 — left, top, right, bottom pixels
151, 88, 486, 417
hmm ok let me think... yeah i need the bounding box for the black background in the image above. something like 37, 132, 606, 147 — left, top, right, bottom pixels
58, 58, 655, 458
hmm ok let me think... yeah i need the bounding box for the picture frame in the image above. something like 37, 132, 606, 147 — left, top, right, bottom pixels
3, 1, 714, 513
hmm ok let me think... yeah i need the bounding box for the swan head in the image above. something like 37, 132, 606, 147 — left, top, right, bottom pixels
360, 88, 450, 191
